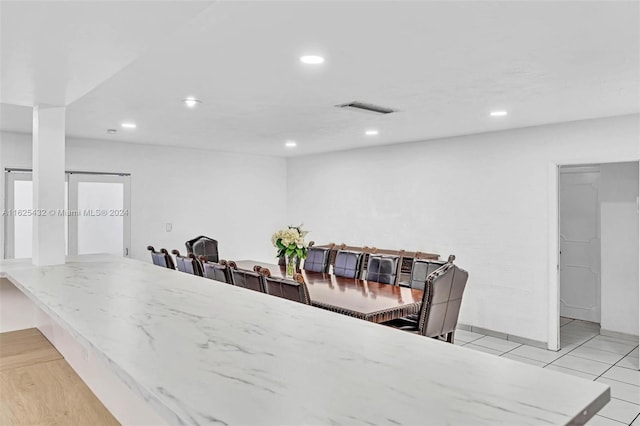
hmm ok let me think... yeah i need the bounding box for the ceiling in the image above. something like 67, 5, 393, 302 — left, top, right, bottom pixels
1, 1, 638, 157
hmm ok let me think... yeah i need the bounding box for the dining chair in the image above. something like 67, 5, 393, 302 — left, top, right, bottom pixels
407, 258, 448, 290
261, 269, 311, 305
171, 249, 204, 276
200, 257, 231, 284
332, 250, 363, 279
365, 254, 400, 285
303, 247, 331, 273
390, 255, 454, 324
389, 258, 469, 344
228, 261, 265, 293
185, 235, 219, 263
147, 246, 175, 269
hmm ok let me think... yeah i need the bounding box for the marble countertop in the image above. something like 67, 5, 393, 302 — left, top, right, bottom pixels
1, 255, 609, 425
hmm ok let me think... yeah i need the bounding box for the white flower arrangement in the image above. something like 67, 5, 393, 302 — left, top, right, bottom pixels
271, 225, 309, 259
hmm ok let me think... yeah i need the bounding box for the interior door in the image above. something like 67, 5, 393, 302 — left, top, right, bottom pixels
4, 171, 129, 259
68, 173, 131, 256
559, 166, 601, 322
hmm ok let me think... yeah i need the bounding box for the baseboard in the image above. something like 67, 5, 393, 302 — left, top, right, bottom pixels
458, 323, 548, 350
467, 325, 508, 340
457, 324, 638, 351
456, 323, 472, 332
507, 334, 549, 350
600, 329, 639, 343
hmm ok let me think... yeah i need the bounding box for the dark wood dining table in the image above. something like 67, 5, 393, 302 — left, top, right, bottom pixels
234, 260, 424, 323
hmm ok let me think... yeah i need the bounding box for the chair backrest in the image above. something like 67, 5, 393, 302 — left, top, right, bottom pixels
417, 261, 469, 340
365, 254, 400, 285
200, 257, 231, 284
409, 259, 447, 290
262, 270, 311, 305
171, 250, 203, 276
147, 246, 175, 269
185, 236, 219, 263
333, 250, 363, 279
228, 262, 265, 293
303, 247, 331, 273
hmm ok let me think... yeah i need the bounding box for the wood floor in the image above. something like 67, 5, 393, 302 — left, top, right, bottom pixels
0, 328, 119, 425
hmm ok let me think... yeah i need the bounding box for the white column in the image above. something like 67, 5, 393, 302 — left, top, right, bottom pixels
32, 106, 66, 266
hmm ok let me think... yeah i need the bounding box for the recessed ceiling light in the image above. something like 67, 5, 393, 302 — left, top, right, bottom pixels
121, 122, 137, 129
107, 129, 117, 134
490, 110, 508, 117
300, 55, 325, 65
285, 140, 297, 148
365, 129, 379, 136
183, 97, 201, 108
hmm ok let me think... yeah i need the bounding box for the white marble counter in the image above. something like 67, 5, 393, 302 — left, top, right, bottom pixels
0, 255, 609, 425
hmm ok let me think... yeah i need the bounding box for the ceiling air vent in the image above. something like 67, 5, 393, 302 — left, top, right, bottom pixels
336, 101, 395, 115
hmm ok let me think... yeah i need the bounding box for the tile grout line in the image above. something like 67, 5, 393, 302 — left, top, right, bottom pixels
546, 331, 639, 370
471, 339, 522, 354
540, 334, 601, 369
461, 323, 638, 375
558, 329, 640, 424
500, 344, 524, 357
574, 335, 640, 424
464, 320, 640, 423
593, 345, 639, 382
597, 408, 639, 426
596, 413, 633, 425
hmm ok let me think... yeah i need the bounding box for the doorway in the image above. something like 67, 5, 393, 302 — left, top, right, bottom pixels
4, 170, 131, 259
559, 165, 601, 324
555, 161, 639, 350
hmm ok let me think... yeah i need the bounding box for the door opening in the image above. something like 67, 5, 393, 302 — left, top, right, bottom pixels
559, 165, 601, 323
559, 165, 602, 346
557, 161, 639, 350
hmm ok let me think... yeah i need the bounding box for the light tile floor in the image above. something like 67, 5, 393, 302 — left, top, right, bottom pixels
456, 318, 640, 425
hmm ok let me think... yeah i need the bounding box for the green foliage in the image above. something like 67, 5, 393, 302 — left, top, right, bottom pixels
272, 224, 309, 260
274, 239, 307, 259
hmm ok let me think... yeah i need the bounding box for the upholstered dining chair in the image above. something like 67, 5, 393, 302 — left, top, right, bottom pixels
228, 262, 265, 293
332, 250, 364, 279
407, 258, 448, 290
365, 254, 400, 285
185, 236, 219, 263
389, 257, 468, 344
303, 247, 331, 273
260, 269, 311, 305
171, 249, 204, 276
147, 246, 175, 269
200, 257, 231, 284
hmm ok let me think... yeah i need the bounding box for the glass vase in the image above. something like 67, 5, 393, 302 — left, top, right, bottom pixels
286, 254, 297, 278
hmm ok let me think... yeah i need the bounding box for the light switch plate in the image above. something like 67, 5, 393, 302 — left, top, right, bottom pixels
166, 223, 172, 232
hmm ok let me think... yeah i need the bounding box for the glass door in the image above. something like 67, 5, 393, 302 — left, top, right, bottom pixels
3, 170, 130, 259
68, 173, 131, 256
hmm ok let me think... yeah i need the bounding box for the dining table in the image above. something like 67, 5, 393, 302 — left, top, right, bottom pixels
234, 260, 424, 323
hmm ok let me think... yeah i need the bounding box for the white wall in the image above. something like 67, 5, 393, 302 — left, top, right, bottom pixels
287, 114, 640, 343
600, 162, 639, 336
2, 115, 639, 344
0, 131, 287, 263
